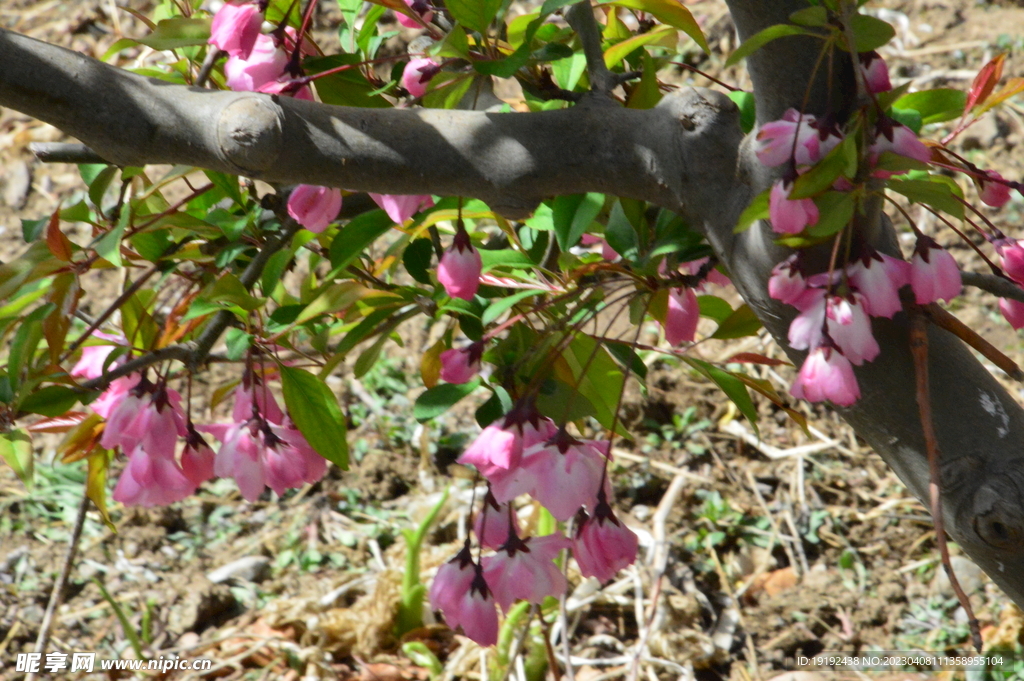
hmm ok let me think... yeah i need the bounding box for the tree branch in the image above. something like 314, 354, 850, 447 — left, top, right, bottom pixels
961, 270, 1024, 304
565, 2, 616, 96
0, 27, 739, 221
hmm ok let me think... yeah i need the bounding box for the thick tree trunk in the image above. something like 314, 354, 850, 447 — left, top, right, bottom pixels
1, 0, 1023, 606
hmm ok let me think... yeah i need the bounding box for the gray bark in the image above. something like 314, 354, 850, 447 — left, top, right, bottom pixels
2, 0, 1023, 607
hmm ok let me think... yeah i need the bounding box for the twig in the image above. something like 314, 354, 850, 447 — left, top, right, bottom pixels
565, 2, 616, 96
195, 47, 223, 87
29, 142, 110, 164
25, 490, 90, 681
922, 303, 1024, 381
78, 220, 302, 393
961, 270, 1024, 304
908, 306, 983, 652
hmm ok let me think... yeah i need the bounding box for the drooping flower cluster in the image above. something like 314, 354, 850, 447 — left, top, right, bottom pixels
438, 223, 482, 300
429, 404, 638, 645
770, 239, 962, 406
994, 237, 1024, 328
81, 364, 326, 506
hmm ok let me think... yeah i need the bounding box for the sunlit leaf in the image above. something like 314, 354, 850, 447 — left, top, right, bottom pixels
280, 366, 349, 469
414, 378, 482, 421
0, 429, 33, 489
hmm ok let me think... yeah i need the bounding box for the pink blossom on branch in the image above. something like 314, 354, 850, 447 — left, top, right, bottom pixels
473, 490, 514, 549
768, 254, 807, 306
224, 33, 288, 92
1000, 297, 1024, 330
870, 120, 931, 169
513, 429, 609, 521
910, 236, 961, 304
440, 343, 483, 384
847, 248, 910, 319
209, 1, 263, 60
755, 109, 838, 168
70, 331, 124, 380
858, 51, 892, 93
438, 225, 482, 300
368, 193, 434, 223
287, 184, 342, 233
181, 425, 217, 486
113, 446, 196, 507
572, 495, 639, 583
825, 293, 879, 366
790, 344, 860, 406
662, 286, 699, 346
977, 172, 1013, 208
429, 545, 499, 646
396, 0, 434, 29
482, 532, 570, 611
995, 238, 1024, 284
402, 57, 439, 99
459, 406, 557, 488
769, 179, 819, 234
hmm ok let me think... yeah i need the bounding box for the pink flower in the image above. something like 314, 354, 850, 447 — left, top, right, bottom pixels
70, 332, 124, 380
996, 238, 1024, 284
368, 193, 434, 223
859, 51, 891, 93
232, 377, 286, 424
848, 249, 910, 318
790, 345, 860, 406
396, 0, 434, 28
181, 426, 217, 486
209, 1, 263, 60
870, 121, 931, 168
89, 376, 135, 419
685, 257, 730, 287
1000, 297, 1024, 330
756, 109, 823, 167
224, 33, 288, 92
402, 57, 439, 98
910, 236, 961, 304
787, 288, 827, 351
514, 430, 608, 522
663, 287, 699, 346
769, 179, 819, 234
581, 233, 619, 261
482, 532, 570, 611
459, 408, 557, 485
257, 78, 314, 100
440, 344, 482, 384
768, 254, 806, 306
430, 548, 499, 646
204, 419, 325, 501
825, 293, 879, 365
100, 380, 187, 459
113, 446, 196, 507
474, 490, 514, 549
977, 172, 1012, 208
572, 497, 639, 583
438, 227, 482, 300
287, 185, 342, 233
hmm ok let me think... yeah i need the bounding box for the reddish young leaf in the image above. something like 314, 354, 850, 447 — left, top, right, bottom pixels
965, 53, 1005, 113
45, 209, 74, 262
27, 411, 89, 433
727, 352, 791, 367
974, 77, 1024, 118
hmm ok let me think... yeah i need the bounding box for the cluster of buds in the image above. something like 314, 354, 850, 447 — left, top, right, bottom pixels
429, 403, 639, 645
73, 345, 325, 505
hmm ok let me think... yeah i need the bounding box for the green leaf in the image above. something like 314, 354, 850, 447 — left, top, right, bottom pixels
886, 177, 964, 218
789, 141, 848, 199
728, 91, 756, 134
725, 24, 814, 68
204, 170, 245, 208
328, 209, 394, 271
473, 18, 543, 77
94, 207, 130, 267
540, 0, 581, 15
7, 304, 50, 392
304, 55, 391, 108
224, 328, 253, 361
403, 238, 434, 285
685, 358, 759, 436
697, 294, 733, 322
447, 0, 502, 33
296, 281, 376, 326
353, 332, 391, 379
280, 366, 349, 470
87, 165, 118, 210
606, 0, 708, 52
848, 14, 894, 52
603, 25, 674, 69
137, 17, 211, 50
482, 289, 544, 325
553, 193, 603, 251
552, 52, 587, 91
789, 5, 828, 26
0, 429, 33, 489
604, 341, 647, 380
807, 191, 857, 238
892, 88, 967, 125
478, 248, 535, 271
206, 272, 265, 311
18, 386, 81, 417
734, 189, 770, 233
402, 643, 443, 678
710, 304, 762, 339
605, 201, 639, 260
414, 378, 482, 421
557, 335, 626, 433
